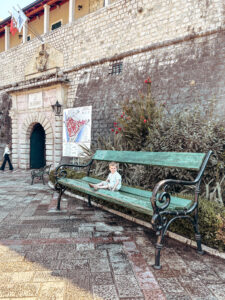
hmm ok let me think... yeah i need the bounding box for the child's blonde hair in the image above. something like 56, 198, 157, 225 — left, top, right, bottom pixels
109, 162, 119, 169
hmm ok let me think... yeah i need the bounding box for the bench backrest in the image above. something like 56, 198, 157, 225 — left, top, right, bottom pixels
92, 150, 207, 170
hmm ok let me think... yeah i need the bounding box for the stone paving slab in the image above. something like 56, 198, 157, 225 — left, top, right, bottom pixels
0, 169, 224, 299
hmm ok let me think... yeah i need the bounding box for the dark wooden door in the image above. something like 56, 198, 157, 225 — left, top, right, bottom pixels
30, 123, 46, 169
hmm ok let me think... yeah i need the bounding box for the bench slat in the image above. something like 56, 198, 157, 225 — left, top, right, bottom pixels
58, 177, 193, 215
83, 177, 152, 198
83, 177, 192, 209
92, 150, 206, 170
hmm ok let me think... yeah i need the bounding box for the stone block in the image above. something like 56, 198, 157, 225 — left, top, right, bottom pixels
20, 153, 29, 160
46, 144, 54, 150
46, 139, 54, 145
54, 144, 62, 150
39, 114, 46, 124
20, 143, 29, 149
45, 127, 53, 135
46, 133, 54, 139
46, 155, 53, 161
19, 163, 28, 169
42, 119, 50, 128
46, 149, 53, 156
54, 150, 62, 156
55, 127, 62, 133
20, 148, 29, 154
54, 132, 62, 138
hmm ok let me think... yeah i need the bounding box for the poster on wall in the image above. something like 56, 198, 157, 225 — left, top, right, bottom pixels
63, 106, 92, 157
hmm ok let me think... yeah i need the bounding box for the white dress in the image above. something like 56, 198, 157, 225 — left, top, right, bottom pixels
96, 171, 122, 191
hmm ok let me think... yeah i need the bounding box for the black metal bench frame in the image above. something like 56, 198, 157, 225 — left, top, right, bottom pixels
31, 164, 52, 185
54, 150, 212, 269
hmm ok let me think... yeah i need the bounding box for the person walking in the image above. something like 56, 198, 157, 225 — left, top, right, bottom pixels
0, 143, 13, 171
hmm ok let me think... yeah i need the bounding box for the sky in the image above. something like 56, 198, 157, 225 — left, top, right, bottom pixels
0, 0, 33, 20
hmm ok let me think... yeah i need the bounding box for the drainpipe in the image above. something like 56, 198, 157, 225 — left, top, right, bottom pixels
5, 26, 10, 51
105, 0, 110, 6
44, 4, 50, 34
69, 0, 75, 23
23, 20, 28, 43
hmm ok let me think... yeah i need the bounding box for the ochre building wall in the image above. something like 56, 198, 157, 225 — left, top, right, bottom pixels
49, 1, 69, 29
28, 14, 44, 40
0, 36, 4, 52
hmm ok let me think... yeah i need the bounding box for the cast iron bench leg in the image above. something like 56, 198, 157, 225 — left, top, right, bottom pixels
195, 233, 204, 254
154, 233, 163, 270
193, 214, 204, 254
57, 190, 62, 210
57, 187, 67, 210
88, 195, 92, 207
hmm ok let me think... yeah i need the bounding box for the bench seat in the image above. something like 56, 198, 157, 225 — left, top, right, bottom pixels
58, 176, 193, 216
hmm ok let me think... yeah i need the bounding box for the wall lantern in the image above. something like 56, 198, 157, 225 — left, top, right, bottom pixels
51, 100, 62, 116
78, 5, 83, 10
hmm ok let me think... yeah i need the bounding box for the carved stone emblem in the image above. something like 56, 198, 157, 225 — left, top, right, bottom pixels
35, 47, 49, 72
25, 43, 63, 79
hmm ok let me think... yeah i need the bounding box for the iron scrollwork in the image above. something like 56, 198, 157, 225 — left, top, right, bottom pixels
55, 167, 68, 181
156, 191, 171, 210
54, 160, 93, 210
150, 150, 213, 269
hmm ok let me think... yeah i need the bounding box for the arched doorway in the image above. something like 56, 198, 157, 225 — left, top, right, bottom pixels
30, 123, 46, 169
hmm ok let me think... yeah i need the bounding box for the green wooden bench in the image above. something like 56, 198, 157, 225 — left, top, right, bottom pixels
55, 150, 212, 269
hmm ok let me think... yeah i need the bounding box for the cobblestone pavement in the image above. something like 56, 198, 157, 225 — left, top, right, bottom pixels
0, 170, 224, 300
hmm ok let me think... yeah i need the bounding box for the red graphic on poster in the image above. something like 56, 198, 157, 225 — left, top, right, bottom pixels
66, 118, 87, 138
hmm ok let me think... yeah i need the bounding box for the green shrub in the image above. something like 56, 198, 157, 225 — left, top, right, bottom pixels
49, 170, 56, 184
169, 196, 225, 251
145, 108, 225, 203
116, 80, 163, 150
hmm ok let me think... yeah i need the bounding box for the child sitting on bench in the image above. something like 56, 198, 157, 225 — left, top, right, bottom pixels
89, 162, 121, 191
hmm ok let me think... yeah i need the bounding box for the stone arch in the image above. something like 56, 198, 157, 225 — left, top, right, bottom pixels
19, 113, 54, 169
22, 113, 53, 140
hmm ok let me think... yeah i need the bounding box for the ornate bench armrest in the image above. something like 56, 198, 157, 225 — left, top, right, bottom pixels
55, 160, 93, 181
150, 150, 213, 213
150, 178, 198, 212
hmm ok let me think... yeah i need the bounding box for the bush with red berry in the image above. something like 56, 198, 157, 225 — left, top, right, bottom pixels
110, 77, 163, 150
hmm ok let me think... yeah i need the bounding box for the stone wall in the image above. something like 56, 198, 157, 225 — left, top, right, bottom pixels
65, 30, 225, 143
0, 0, 223, 85
0, 0, 224, 149
0, 93, 11, 157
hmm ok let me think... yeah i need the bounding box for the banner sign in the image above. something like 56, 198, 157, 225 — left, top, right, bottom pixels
63, 106, 92, 157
